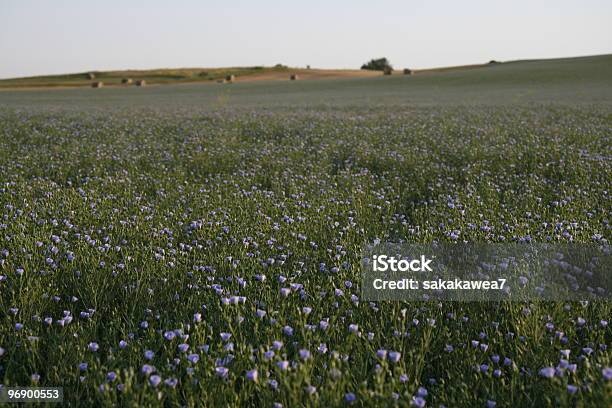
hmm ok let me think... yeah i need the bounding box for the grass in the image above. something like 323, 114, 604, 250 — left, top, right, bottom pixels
0, 54, 610, 407
1, 54, 611, 109
0, 65, 291, 88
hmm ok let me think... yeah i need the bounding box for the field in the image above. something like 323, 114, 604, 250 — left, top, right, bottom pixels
0, 66, 381, 89
0, 55, 611, 407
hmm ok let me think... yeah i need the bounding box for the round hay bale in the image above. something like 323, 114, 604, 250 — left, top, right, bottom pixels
383, 67, 393, 75
91, 81, 104, 88
121, 78, 133, 85
290, 74, 299, 80
403, 68, 413, 75
135, 80, 146, 87
225, 74, 235, 82
87, 72, 96, 80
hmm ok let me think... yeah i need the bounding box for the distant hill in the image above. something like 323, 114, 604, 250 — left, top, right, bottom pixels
0, 54, 610, 93
0, 66, 380, 89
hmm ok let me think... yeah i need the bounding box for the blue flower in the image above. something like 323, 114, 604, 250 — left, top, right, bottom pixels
149, 375, 162, 387
539, 367, 555, 378
345, 392, 356, 403
388, 351, 401, 363
246, 369, 258, 382
411, 396, 426, 407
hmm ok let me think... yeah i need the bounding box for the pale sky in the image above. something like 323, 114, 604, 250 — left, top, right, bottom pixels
1, 0, 611, 79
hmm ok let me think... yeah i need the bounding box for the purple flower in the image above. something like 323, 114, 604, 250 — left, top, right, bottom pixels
78, 362, 88, 371
220, 332, 232, 341
149, 375, 161, 387
215, 366, 229, 379
416, 387, 428, 397
88, 342, 99, 352
486, 400, 497, 408
388, 351, 401, 363
193, 313, 202, 323
187, 353, 199, 364
299, 349, 311, 360
411, 396, 426, 408
539, 367, 555, 378
567, 385, 578, 394
348, 324, 359, 334
141, 364, 155, 376
164, 331, 176, 341
164, 378, 178, 388
178, 343, 189, 353
603, 367, 612, 381
106, 371, 117, 382
345, 392, 356, 403
144, 350, 155, 360
276, 361, 289, 370
119, 340, 128, 349
283, 326, 294, 336
305, 385, 317, 395
246, 369, 258, 382
318, 343, 328, 354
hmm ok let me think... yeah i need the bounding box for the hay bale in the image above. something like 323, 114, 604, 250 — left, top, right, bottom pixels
306, 65, 311, 69
225, 74, 235, 83
383, 67, 393, 75
91, 81, 104, 88
135, 80, 146, 87
121, 78, 133, 85
403, 68, 413, 75
87, 72, 96, 80
290, 74, 299, 80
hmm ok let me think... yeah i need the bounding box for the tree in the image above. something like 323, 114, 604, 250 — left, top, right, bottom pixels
361, 57, 393, 71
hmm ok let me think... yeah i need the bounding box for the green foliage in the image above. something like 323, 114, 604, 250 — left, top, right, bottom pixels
361, 57, 393, 71
0, 55, 610, 406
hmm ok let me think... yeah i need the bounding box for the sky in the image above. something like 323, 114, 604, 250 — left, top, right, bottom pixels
1, 0, 611, 79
